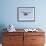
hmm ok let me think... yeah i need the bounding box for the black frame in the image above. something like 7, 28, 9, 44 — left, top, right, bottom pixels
17, 7, 35, 22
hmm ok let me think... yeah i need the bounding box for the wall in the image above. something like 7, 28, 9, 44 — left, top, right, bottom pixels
0, 0, 46, 43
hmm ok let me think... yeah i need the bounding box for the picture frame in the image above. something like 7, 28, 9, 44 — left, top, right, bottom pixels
17, 7, 35, 22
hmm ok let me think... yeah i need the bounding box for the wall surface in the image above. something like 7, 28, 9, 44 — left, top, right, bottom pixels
0, 0, 46, 29
0, 0, 46, 43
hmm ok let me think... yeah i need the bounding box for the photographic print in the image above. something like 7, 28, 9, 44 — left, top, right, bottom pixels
17, 7, 35, 22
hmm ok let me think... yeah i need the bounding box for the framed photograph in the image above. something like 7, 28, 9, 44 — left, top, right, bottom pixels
17, 7, 35, 22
